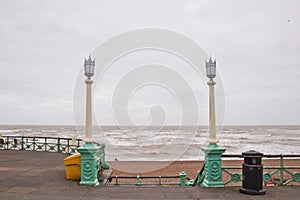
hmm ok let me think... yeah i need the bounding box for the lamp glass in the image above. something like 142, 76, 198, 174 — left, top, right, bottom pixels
206, 59, 216, 79
84, 56, 95, 78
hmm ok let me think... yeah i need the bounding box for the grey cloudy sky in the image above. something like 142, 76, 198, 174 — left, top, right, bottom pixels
0, 0, 299, 125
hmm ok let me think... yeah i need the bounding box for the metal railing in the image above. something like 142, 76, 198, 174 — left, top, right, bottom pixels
2, 137, 299, 187
0, 135, 82, 154
221, 154, 300, 186
108, 172, 194, 187
193, 163, 205, 186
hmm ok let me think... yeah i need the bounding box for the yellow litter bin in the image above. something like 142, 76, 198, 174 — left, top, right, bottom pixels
63, 153, 81, 180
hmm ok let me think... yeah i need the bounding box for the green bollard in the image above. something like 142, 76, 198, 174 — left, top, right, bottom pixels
180, 171, 186, 187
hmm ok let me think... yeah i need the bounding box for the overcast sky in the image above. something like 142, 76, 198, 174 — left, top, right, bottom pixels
0, 0, 299, 125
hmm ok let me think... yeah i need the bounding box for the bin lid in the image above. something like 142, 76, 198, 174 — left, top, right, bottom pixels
242, 150, 263, 157
63, 153, 81, 165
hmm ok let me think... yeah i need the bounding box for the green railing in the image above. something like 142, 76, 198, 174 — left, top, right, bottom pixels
109, 171, 194, 187
94, 143, 110, 171
194, 163, 205, 186
3, 136, 299, 187
221, 154, 300, 186
0, 135, 82, 154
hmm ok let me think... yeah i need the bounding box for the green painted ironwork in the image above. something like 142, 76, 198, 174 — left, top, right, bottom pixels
135, 175, 142, 186
109, 173, 189, 187
77, 142, 110, 186
158, 176, 162, 185
201, 143, 226, 187
95, 143, 110, 170
57, 137, 61, 153
188, 179, 194, 186
194, 163, 205, 186
196, 170, 204, 186
77, 143, 100, 186
221, 154, 300, 186
0, 135, 82, 154
180, 171, 187, 187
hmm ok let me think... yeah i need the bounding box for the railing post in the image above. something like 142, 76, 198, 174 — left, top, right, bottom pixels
180, 171, 186, 187
57, 137, 61, 153
135, 175, 142, 186
280, 154, 284, 185
6, 136, 9, 149
101, 145, 110, 170
158, 176, 162, 186
44, 138, 47, 151
21, 136, 24, 150
116, 176, 119, 185
196, 170, 204, 186
33, 137, 36, 151
67, 139, 70, 153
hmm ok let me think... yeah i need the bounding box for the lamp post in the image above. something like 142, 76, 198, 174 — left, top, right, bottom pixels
77, 55, 99, 186
201, 56, 226, 187
84, 55, 95, 143
206, 57, 218, 144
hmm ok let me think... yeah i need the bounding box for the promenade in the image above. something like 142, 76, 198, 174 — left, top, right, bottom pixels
0, 150, 299, 199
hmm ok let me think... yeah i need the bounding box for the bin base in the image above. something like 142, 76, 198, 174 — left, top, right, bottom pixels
239, 187, 266, 195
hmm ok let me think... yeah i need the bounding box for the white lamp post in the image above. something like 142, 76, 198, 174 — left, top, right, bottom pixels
206, 57, 218, 144
200, 56, 225, 188
77, 55, 110, 186
84, 55, 95, 143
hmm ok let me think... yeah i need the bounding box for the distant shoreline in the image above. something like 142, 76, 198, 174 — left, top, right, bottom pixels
1, 125, 299, 161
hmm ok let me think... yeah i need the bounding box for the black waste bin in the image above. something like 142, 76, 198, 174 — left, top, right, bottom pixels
239, 150, 265, 195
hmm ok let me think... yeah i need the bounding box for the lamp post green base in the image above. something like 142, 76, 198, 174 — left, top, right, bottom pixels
201, 143, 226, 187
77, 142, 99, 186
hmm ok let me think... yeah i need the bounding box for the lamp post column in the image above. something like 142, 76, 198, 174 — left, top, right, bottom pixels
208, 79, 218, 144
85, 78, 93, 143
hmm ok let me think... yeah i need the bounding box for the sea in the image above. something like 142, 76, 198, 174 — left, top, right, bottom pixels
0, 125, 299, 161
